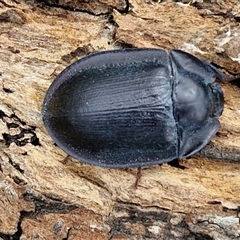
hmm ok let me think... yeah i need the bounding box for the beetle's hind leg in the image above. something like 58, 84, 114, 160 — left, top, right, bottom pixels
132, 159, 186, 189
60, 155, 70, 164
131, 167, 142, 189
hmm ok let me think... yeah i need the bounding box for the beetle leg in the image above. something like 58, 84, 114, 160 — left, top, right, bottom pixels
132, 167, 142, 189
61, 155, 70, 164
216, 131, 228, 137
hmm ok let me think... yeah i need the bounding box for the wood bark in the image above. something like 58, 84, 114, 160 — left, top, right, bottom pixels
0, 0, 240, 239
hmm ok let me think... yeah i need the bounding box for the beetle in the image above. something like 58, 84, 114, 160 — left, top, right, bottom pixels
42, 48, 227, 168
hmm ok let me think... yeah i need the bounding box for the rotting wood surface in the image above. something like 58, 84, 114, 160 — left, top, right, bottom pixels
0, 0, 240, 239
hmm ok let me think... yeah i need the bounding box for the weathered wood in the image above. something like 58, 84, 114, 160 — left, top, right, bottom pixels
0, 0, 240, 239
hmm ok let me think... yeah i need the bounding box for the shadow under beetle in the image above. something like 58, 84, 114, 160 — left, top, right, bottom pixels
42, 48, 228, 168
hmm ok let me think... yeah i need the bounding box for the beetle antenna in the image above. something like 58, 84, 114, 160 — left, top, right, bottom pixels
226, 75, 240, 82
226, 75, 240, 88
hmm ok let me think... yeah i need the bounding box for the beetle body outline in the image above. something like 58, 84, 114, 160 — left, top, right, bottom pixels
42, 48, 226, 168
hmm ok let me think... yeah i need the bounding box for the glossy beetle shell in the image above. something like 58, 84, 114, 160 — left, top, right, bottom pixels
42, 48, 226, 168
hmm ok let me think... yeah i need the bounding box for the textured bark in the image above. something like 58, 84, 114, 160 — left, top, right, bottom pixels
0, 0, 240, 239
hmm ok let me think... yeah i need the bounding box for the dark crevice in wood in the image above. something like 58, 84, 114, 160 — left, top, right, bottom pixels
23, 192, 79, 216
1, 110, 41, 147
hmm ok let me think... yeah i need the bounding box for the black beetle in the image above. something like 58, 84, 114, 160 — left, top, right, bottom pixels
42, 48, 227, 168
